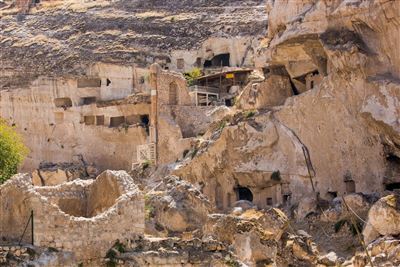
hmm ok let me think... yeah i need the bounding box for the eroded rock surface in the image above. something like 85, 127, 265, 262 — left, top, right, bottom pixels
363, 194, 400, 244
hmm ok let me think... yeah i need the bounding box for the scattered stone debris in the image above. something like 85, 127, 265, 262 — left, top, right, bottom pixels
32, 156, 98, 186
145, 175, 212, 235
0, 0, 400, 266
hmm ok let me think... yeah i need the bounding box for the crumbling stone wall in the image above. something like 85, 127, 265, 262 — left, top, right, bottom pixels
150, 65, 215, 164
0, 171, 144, 260
154, 69, 192, 107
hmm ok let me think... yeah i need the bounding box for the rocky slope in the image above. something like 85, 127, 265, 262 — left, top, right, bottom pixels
0, 0, 266, 89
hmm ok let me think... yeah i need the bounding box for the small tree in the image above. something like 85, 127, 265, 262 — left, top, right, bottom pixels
0, 119, 28, 183
184, 68, 202, 86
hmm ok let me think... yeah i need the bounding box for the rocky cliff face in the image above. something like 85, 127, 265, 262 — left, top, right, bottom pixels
261, 0, 400, 198
1, 0, 400, 266
178, 0, 400, 203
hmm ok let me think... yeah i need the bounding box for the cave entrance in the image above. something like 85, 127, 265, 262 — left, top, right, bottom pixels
225, 98, 233, 107
140, 115, 149, 126
327, 191, 337, 200
204, 53, 230, 68
236, 186, 253, 202
140, 115, 150, 135
385, 182, 400, 191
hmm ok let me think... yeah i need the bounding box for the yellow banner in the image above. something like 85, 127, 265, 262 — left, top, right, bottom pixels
225, 73, 235, 79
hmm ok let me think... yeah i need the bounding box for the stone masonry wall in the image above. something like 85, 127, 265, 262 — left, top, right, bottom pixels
0, 171, 144, 261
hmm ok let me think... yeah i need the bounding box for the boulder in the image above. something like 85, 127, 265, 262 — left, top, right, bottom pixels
363, 195, 400, 244
240, 208, 288, 241
32, 169, 69, 186
31, 160, 98, 186
282, 233, 318, 265
318, 251, 338, 266
353, 236, 400, 267
295, 196, 318, 220
203, 213, 278, 265
233, 231, 277, 266
146, 176, 212, 233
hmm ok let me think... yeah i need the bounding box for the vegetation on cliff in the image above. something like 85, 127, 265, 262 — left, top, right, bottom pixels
0, 119, 28, 183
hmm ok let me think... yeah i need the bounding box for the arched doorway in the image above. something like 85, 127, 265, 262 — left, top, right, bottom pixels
235, 186, 253, 202
169, 82, 178, 105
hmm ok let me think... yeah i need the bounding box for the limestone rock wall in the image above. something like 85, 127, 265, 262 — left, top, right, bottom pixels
172, 0, 400, 208
237, 73, 293, 110
174, 113, 315, 210
238, 0, 400, 200
0, 64, 151, 171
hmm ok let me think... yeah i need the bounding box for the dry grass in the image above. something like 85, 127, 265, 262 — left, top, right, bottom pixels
239, 208, 264, 220
135, 11, 166, 19
161, 13, 196, 22
11, 34, 63, 50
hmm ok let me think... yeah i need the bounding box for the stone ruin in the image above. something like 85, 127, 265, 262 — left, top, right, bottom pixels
0, 170, 144, 260
0, 0, 399, 265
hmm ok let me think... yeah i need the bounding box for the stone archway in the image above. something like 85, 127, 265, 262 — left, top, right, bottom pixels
236, 186, 253, 202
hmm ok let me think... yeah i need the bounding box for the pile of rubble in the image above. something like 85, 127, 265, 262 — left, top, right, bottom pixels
0, 245, 74, 267
31, 157, 98, 186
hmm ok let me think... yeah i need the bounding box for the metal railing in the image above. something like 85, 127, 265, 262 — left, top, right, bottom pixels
18, 210, 34, 246
189, 85, 220, 94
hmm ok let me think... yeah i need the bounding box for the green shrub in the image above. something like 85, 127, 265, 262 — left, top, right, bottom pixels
144, 195, 155, 220
0, 119, 29, 184
218, 120, 227, 131
244, 110, 256, 118
191, 148, 199, 159
142, 160, 152, 170
271, 170, 281, 181
184, 68, 202, 86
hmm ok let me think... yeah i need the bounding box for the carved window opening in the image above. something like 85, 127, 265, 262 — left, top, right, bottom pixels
81, 97, 97, 105
110, 116, 125, 128
77, 78, 101, 88
84, 116, 95, 126
385, 182, 400, 191
177, 58, 185, 70
54, 98, 72, 108
96, 115, 104, 126
345, 180, 356, 194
